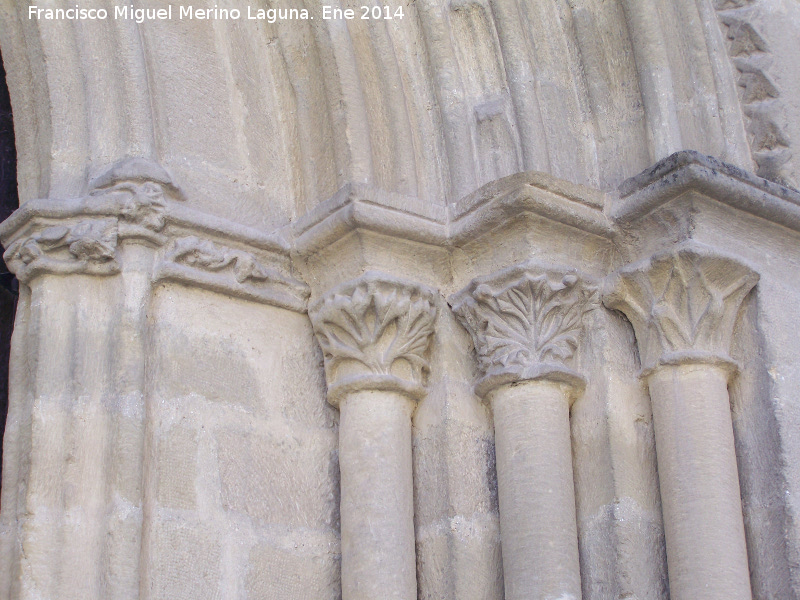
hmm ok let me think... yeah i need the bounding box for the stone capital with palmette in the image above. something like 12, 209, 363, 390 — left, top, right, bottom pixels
450, 261, 598, 398
603, 242, 759, 375
309, 272, 438, 407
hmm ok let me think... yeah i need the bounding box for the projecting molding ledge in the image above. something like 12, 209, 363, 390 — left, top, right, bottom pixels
0, 158, 310, 312
2, 151, 798, 312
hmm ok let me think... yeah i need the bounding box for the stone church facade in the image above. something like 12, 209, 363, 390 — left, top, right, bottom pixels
1, 1, 800, 599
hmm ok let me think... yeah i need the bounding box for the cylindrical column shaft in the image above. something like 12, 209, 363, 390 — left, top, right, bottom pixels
489, 380, 582, 600
338, 390, 417, 600
647, 363, 751, 600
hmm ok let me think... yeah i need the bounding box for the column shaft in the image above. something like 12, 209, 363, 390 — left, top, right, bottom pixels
489, 380, 582, 600
648, 364, 751, 600
338, 390, 417, 600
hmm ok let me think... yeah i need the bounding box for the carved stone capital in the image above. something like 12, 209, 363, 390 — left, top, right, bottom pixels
450, 262, 598, 398
603, 243, 759, 374
309, 273, 437, 407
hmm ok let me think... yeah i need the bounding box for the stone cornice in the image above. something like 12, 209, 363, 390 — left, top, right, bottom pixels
1, 159, 309, 312
450, 262, 598, 398
309, 273, 437, 407
291, 152, 800, 266
448, 171, 613, 243
290, 182, 449, 255
612, 150, 800, 229
603, 241, 759, 374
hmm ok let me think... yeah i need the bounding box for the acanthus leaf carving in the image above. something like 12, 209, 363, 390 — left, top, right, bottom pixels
3, 218, 120, 283
450, 263, 598, 397
309, 274, 437, 406
603, 243, 759, 373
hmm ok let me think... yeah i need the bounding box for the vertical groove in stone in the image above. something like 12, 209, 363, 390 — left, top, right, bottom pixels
344, 6, 419, 196
110, 5, 156, 160
516, 0, 599, 185
415, 0, 477, 202
383, 1, 449, 203
75, 4, 128, 173
314, 1, 374, 186
32, 17, 90, 197
273, 0, 339, 208
693, 0, 753, 169
487, 0, 550, 175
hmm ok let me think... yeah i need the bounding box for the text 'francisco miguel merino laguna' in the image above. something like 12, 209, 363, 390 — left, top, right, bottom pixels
29, 5, 406, 23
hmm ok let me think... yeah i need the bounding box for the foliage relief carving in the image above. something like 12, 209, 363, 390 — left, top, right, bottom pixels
451, 263, 597, 395
165, 236, 295, 287
604, 243, 758, 371
310, 274, 437, 404
4, 218, 119, 282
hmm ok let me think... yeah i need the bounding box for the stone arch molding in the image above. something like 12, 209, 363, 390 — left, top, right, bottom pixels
4, 0, 799, 226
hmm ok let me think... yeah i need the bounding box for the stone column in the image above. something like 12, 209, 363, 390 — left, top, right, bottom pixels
450, 263, 597, 600
604, 242, 758, 600
309, 273, 437, 600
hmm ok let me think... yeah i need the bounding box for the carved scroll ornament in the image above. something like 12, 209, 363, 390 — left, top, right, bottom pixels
309, 274, 437, 406
603, 243, 759, 374
450, 262, 598, 397
153, 236, 310, 311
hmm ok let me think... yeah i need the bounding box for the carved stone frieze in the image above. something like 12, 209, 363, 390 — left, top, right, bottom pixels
91, 181, 168, 232
450, 262, 598, 397
603, 243, 759, 374
0, 158, 310, 312
154, 236, 310, 311
3, 218, 120, 283
309, 273, 437, 406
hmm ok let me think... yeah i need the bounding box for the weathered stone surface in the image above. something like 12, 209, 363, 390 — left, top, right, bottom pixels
0, 4, 799, 600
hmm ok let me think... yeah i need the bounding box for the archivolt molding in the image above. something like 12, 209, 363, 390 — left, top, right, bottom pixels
0, 158, 309, 311
309, 273, 437, 407
450, 262, 598, 398
603, 241, 759, 374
